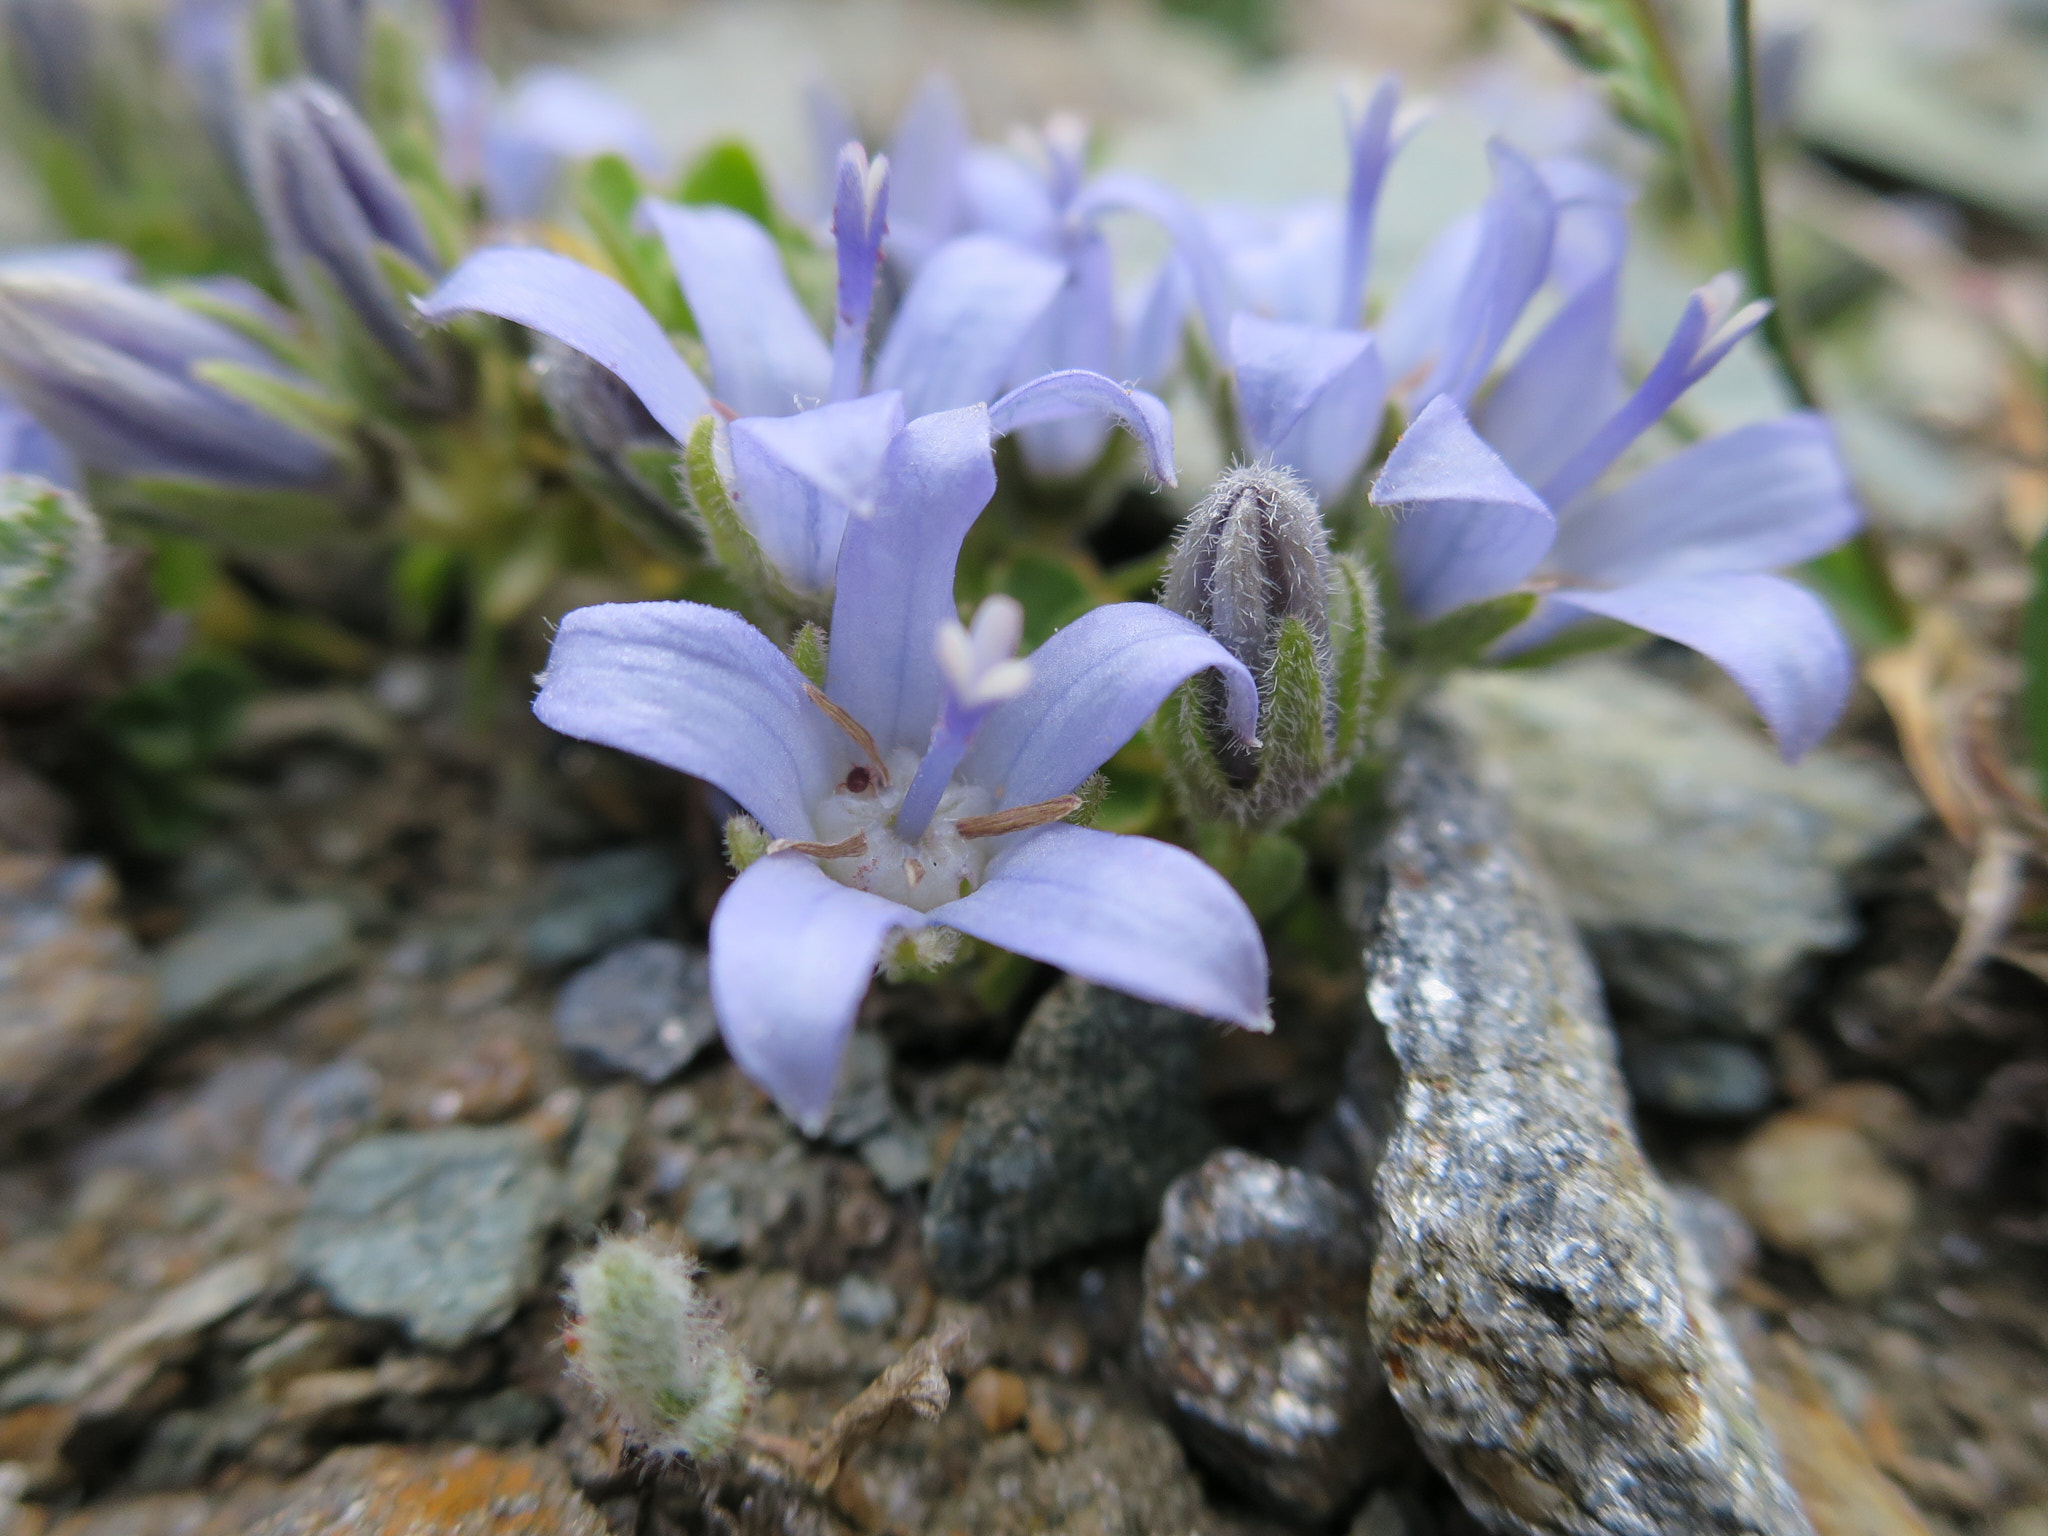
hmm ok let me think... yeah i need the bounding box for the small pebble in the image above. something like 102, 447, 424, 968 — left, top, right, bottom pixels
1026, 1399, 1067, 1456
965, 1368, 1028, 1435
417, 1037, 536, 1126
834, 1275, 898, 1332
1038, 1321, 1090, 1377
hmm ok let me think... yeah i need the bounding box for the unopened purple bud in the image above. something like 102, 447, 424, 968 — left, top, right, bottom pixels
828, 142, 889, 403
247, 79, 449, 398
1165, 460, 1332, 675
292, 0, 366, 103
0, 271, 344, 489
442, 0, 480, 61
1163, 461, 1379, 824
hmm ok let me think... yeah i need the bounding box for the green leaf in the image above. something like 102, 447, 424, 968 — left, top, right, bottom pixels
579, 154, 689, 331
1803, 535, 1912, 650
1234, 834, 1308, 920
392, 541, 459, 638
675, 140, 775, 226
1409, 591, 1538, 669
990, 550, 1095, 648
2023, 532, 2048, 781
1493, 616, 1638, 670
111, 478, 357, 548
1257, 615, 1332, 802
1510, 0, 1690, 154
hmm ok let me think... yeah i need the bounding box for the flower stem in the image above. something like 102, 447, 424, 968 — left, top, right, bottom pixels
1727, 0, 1813, 409
1727, 0, 1912, 645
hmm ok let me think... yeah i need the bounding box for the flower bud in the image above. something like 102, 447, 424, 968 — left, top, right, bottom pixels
247, 79, 452, 404
534, 338, 695, 558
1162, 461, 1380, 825
562, 1232, 758, 1462
0, 271, 347, 489
291, 0, 367, 103
0, 475, 108, 682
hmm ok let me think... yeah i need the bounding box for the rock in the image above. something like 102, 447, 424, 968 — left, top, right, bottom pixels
1361, 713, 1812, 1536
259, 1060, 381, 1184
1725, 1110, 1915, 1299
1439, 662, 1920, 1035
243, 1444, 605, 1535
834, 1274, 898, 1332
965, 1367, 1029, 1434
523, 847, 679, 970
820, 1031, 896, 1146
929, 1392, 1220, 1536
1666, 1185, 1759, 1298
551, 939, 715, 1086
415, 1038, 537, 1126
0, 857, 160, 1139
65, 1255, 274, 1401
1350, 1489, 1435, 1536
157, 899, 354, 1027
923, 978, 1216, 1293
292, 1129, 559, 1348
1746, 1334, 1936, 1536
1139, 1149, 1401, 1523
560, 1084, 640, 1226
682, 1179, 744, 1254
858, 1121, 933, 1193
1624, 1036, 1775, 1119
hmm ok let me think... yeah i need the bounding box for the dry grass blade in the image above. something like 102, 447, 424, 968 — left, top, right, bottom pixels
1927, 824, 2031, 1004
1866, 629, 1981, 846
798, 1314, 970, 1491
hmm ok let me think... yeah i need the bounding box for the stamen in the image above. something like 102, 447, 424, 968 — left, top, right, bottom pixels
956, 794, 1083, 840
805, 682, 889, 787
903, 857, 925, 889
766, 831, 868, 860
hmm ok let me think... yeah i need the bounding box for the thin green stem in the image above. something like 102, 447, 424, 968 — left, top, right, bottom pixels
1727, 0, 1815, 408
1727, 0, 1912, 643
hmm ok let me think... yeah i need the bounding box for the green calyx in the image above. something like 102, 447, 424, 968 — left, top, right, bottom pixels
0, 477, 107, 679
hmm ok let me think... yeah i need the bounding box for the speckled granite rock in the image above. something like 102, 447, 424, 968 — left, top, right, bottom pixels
1140, 1149, 1404, 1522
923, 978, 1215, 1293
1360, 713, 1813, 1536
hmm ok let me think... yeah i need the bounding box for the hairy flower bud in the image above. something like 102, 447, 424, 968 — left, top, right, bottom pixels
0, 271, 346, 489
247, 79, 451, 403
0, 475, 108, 681
562, 1232, 758, 1463
291, 0, 367, 103
1162, 461, 1380, 825
535, 338, 695, 559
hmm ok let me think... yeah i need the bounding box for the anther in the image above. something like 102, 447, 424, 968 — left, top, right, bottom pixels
955, 794, 1083, 840
804, 683, 889, 788
765, 831, 868, 860
903, 857, 925, 889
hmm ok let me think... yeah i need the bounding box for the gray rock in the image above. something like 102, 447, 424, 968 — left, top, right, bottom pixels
561, 1083, 641, 1226
552, 939, 715, 1085
1667, 1184, 1760, 1298
859, 1120, 933, 1193
260, 1059, 381, 1184
158, 898, 355, 1026
1624, 1036, 1775, 1119
1361, 712, 1813, 1536
683, 1179, 744, 1255
1439, 662, 1919, 1035
820, 1030, 897, 1145
524, 846, 679, 969
923, 977, 1215, 1293
293, 1128, 559, 1348
1139, 1149, 1403, 1523
0, 857, 161, 1139
834, 1274, 898, 1331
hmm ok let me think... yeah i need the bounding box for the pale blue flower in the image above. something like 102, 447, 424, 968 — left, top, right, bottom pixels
1372, 267, 1860, 760
420, 145, 1176, 596
530, 403, 1270, 1130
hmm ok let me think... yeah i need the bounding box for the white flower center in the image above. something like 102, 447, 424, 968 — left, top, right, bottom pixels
810, 750, 995, 912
